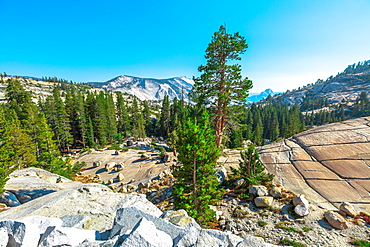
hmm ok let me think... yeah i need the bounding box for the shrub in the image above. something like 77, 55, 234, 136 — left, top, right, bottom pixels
280, 239, 307, 247
108, 144, 121, 150
258, 221, 268, 226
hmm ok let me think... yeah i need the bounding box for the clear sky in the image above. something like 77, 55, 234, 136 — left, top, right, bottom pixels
1, 0, 369, 92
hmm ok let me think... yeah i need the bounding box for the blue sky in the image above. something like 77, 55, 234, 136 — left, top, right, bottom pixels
1, 0, 369, 92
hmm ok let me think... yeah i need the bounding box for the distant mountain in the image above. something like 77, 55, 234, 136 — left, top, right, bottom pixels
268, 60, 370, 106
88, 75, 194, 101
247, 89, 280, 103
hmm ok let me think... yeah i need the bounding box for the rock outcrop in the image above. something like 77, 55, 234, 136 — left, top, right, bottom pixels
258, 117, 370, 212
0, 181, 279, 247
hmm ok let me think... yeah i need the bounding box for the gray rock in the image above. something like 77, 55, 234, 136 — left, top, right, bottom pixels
122, 217, 173, 247
215, 165, 228, 183
0, 228, 8, 247
77, 237, 118, 247
293, 194, 309, 207
234, 178, 245, 188
105, 162, 116, 172
294, 204, 310, 216
161, 209, 200, 229
38, 226, 97, 247
22, 215, 63, 234
93, 161, 102, 167
173, 226, 200, 247
110, 207, 186, 240
162, 154, 169, 163
269, 186, 282, 198
127, 140, 133, 146
60, 215, 91, 229
0, 191, 21, 207
0, 220, 40, 247
116, 173, 125, 182
195, 229, 235, 247
324, 211, 349, 229
249, 186, 268, 196
339, 202, 357, 217
141, 153, 150, 160
115, 193, 163, 218
228, 234, 244, 247
254, 196, 274, 207
0, 184, 150, 232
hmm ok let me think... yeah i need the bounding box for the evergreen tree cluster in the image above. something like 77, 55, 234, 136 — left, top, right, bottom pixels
230, 101, 305, 147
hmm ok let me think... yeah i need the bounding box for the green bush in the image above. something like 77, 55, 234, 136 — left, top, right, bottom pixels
280, 239, 307, 247
108, 144, 121, 150
258, 221, 268, 226
350, 240, 370, 247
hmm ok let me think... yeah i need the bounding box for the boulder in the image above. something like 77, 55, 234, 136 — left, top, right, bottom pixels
173, 226, 200, 247
108, 179, 114, 185
114, 150, 120, 155
38, 226, 97, 247
93, 161, 101, 167
249, 186, 268, 196
110, 207, 186, 240
22, 215, 63, 233
127, 140, 133, 146
141, 154, 151, 160
195, 229, 243, 247
161, 209, 200, 229
115, 194, 163, 217
138, 181, 152, 189
324, 211, 349, 229
339, 202, 357, 217
122, 217, 173, 247
254, 196, 274, 208
233, 178, 245, 188
105, 162, 116, 172
0, 184, 159, 232
115, 163, 124, 171
0, 191, 21, 207
0, 228, 8, 247
269, 186, 282, 198
59, 215, 91, 229
293, 194, 309, 207
294, 204, 310, 216
0, 220, 40, 247
117, 173, 125, 182
162, 154, 170, 163
215, 165, 228, 183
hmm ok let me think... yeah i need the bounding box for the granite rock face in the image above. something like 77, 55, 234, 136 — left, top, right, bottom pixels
258, 117, 370, 212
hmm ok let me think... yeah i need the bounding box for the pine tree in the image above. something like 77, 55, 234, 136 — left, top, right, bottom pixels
5, 79, 59, 162
158, 95, 171, 138
172, 112, 223, 226
0, 107, 36, 192
116, 92, 131, 137
232, 144, 274, 187
191, 25, 253, 147
43, 87, 73, 151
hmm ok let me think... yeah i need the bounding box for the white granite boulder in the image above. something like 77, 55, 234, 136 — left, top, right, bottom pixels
122, 217, 173, 247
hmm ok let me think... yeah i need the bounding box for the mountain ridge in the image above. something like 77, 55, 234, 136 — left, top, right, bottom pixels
88, 75, 194, 101
266, 60, 370, 106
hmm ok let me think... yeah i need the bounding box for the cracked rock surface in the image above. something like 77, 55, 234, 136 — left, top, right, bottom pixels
258, 117, 370, 212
